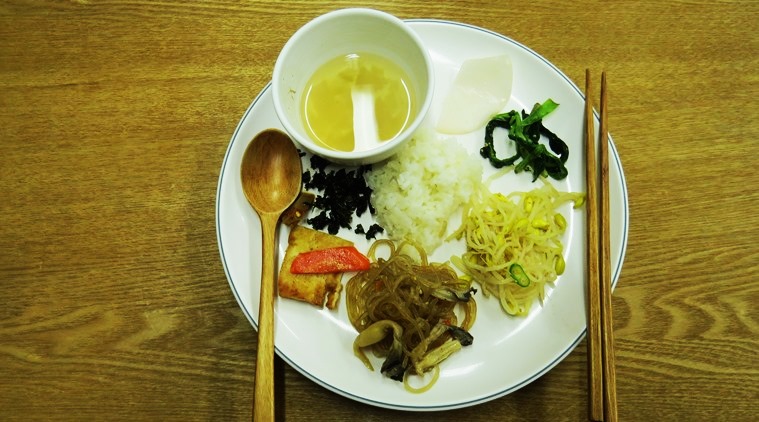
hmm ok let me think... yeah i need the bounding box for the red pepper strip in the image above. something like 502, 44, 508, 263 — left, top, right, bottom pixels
290, 246, 371, 274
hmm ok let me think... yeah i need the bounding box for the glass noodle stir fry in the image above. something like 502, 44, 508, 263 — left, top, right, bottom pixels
450, 181, 584, 316
346, 240, 477, 393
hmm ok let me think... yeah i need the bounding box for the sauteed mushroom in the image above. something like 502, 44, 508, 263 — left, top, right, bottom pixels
353, 320, 406, 381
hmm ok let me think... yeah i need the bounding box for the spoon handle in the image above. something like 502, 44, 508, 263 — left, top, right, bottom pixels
254, 212, 279, 421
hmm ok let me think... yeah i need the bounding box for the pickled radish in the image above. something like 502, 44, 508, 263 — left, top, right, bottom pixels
436, 54, 513, 134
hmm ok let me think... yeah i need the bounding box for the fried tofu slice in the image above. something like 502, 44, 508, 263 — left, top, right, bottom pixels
278, 225, 352, 309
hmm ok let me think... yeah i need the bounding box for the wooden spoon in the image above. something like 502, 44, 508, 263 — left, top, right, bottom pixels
240, 129, 302, 421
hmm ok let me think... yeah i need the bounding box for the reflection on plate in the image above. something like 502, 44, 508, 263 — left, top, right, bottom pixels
216, 19, 629, 411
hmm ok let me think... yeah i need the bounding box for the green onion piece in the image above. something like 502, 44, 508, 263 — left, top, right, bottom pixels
509, 263, 531, 287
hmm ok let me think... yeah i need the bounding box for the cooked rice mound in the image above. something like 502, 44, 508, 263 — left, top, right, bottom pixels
365, 131, 482, 252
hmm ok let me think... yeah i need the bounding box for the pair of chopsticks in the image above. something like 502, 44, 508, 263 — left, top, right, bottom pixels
584, 69, 618, 422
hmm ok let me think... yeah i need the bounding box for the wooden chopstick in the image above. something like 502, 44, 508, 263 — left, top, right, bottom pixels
598, 71, 618, 422
585, 70, 618, 421
584, 69, 604, 421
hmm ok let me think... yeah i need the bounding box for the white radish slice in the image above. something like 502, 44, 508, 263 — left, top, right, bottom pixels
435, 54, 513, 134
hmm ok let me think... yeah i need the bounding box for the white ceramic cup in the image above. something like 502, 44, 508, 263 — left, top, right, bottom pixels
272, 8, 434, 166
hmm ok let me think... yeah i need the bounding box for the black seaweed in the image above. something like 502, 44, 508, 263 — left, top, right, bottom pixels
364, 224, 384, 240
301, 156, 384, 236
354, 223, 384, 240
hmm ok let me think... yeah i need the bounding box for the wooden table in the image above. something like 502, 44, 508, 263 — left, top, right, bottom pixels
2, 1, 757, 420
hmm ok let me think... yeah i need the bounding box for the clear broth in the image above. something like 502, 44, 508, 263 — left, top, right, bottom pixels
301, 52, 416, 152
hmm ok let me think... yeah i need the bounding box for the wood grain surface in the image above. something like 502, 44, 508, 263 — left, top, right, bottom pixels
1, 1, 757, 421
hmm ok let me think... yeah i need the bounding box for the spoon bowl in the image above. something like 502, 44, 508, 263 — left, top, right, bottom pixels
240, 128, 302, 421
241, 129, 303, 213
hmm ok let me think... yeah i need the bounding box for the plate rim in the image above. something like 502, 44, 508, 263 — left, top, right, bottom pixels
215, 18, 629, 411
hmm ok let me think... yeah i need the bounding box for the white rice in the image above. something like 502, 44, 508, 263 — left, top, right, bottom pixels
365, 130, 483, 252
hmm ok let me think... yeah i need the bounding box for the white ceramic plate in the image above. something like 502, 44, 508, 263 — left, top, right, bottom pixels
216, 19, 629, 411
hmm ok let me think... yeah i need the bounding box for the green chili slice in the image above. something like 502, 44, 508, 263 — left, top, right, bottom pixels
509, 263, 531, 287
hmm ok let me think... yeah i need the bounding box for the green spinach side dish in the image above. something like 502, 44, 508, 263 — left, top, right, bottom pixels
480, 99, 569, 181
